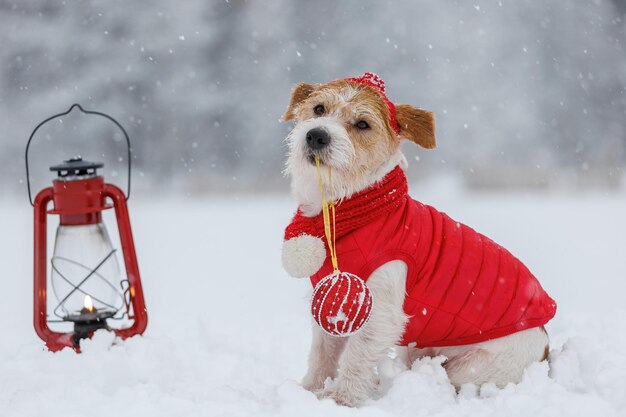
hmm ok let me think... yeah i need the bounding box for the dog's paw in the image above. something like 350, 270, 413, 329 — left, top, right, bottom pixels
319, 377, 370, 407
282, 235, 326, 278
321, 387, 364, 407
301, 373, 326, 393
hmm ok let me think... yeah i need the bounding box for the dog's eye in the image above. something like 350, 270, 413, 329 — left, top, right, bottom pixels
314, 104, 325, 116
356, 120, 370, 130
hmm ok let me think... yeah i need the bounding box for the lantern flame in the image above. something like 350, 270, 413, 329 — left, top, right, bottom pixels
83, 295, 94, 313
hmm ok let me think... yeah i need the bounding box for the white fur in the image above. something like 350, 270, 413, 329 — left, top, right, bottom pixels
301, 260, 409, 405
409, 326, 549, 387
284, 98, 549, 407
282, 235, 326, 278
285, 126, 407, 216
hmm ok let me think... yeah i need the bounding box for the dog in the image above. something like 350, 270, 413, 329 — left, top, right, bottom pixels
281, 73, 556, 407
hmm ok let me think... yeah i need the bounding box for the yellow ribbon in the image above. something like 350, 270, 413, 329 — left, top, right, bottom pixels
315, 156, 339, 273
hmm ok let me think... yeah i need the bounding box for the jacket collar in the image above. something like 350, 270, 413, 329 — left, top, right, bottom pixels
285, 166, 408, 241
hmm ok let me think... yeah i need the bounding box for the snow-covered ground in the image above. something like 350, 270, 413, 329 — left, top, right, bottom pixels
1, 187, 625, 417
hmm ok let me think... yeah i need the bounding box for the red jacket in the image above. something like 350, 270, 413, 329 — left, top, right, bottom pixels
285, 167, 556, 347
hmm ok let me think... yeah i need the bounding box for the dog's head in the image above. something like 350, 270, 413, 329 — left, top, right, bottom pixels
283, 73, 435, 210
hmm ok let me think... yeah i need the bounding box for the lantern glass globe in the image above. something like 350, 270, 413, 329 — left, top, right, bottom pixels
51, 222, 124, 321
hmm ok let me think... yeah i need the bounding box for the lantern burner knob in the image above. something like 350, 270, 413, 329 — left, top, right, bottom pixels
50, 157, 104, 178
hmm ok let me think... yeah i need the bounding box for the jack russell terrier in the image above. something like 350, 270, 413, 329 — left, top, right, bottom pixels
281, 72, 556, 407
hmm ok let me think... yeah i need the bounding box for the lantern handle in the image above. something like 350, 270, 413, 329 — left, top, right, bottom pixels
25, 103, 132, 206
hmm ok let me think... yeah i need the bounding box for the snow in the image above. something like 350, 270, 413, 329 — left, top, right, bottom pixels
1, 190, 625, 416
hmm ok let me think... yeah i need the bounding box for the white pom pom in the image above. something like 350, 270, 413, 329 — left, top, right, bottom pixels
282, 235, 326, 278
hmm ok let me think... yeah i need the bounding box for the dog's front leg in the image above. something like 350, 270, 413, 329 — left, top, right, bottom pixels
301, 322, 347, 392
326, 260, 409, 406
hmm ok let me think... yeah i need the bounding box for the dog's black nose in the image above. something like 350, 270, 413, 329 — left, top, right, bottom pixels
306, 128, 331, 150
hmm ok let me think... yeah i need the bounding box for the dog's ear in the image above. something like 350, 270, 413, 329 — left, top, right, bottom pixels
283, 83, 316, 121
395, 104, 436, 149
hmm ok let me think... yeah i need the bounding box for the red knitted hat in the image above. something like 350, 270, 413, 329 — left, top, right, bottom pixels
345, 72, 400, 134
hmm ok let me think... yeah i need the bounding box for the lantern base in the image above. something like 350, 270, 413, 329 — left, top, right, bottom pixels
64, 310, 116, 347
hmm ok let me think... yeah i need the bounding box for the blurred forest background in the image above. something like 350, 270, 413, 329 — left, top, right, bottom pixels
1, 0, 625, 197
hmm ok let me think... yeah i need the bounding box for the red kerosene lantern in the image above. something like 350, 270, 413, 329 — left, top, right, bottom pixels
25, 104, 148, 352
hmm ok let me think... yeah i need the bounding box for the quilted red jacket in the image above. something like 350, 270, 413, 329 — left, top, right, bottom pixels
285, 166, 557, 347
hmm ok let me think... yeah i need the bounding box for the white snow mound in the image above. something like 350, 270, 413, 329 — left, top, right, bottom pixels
1, 194, 625, 417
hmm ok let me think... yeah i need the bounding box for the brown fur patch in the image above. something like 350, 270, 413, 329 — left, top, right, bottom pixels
299, 80, 399, 146
284, 80, 437, 152
284, 79, 436, 183
289, 80, 400, 179
395, 104, 436, 149
328, 80, 400, 143
283, 83, 317, 121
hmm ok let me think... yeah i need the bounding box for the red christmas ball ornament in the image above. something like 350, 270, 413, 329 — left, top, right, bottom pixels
311, 272, 373, 337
